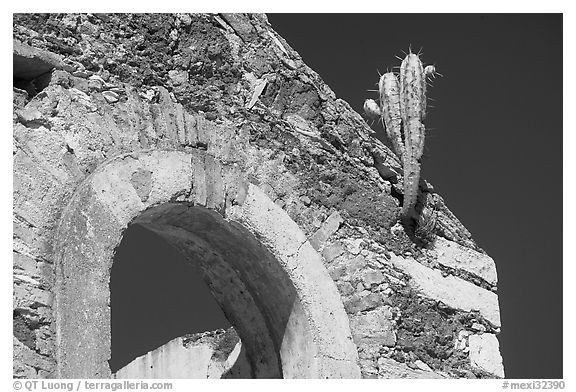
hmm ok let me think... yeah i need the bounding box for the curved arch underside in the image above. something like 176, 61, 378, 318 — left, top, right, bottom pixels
53, 149, 360, 379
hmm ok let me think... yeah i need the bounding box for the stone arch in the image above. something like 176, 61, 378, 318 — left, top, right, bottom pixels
53, 149, 360, 379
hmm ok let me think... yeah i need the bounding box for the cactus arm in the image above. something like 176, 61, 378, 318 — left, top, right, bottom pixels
378, 73, 404, 160
363, 98, 382, 120
400, 53, 426, 123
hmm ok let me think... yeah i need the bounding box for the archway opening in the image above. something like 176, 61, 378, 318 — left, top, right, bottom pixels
108, 203, 317, 378
109, 223, 232, 374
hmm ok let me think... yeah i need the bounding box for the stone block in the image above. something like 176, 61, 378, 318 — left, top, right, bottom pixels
183, 111, 199, 146
434, 237, 498, 285
468, 333, 504, 378
344, 291, 383, 314
349, 306, 396, 348
192, 152, 207, 206
205, 154, 225, 211
322, 241, 345, 263
309, 211, 343, 250
362, 268, 385, 287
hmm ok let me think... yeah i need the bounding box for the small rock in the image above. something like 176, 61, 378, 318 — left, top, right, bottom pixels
16, 108, 43, 125
471, 322, 486, 332
454, 339, 466, 351
72, 70, 90, 78
383, 273, 405, 286
309, 211, 344, 250
458, 330, 471, 340
176, 13, 192, 26
282, 57, 298, 70
13, 87, 28, 107
390, 223, 404, 236
60, 14, 79, 30
345, 238, 364, 255
140, 89, 157, 102
328, 264, 346, 281
336, 281, 354, 296
268, 30, 288, 55
63, 60, 83, 72
14, 274, 40, 286
285, 113, 314, 135
414, 360, 433, 372
358, 345, 380, 360
191, 61, 203, 71
108, 87, 125, 94
363, 268, 385, 287
69, 87, 91, 102
322, 242, 345, 263
100, 70, 111, 82
78, 20, 98, 36
344, 291, 382, 313
350, 307, 396, 347
169, 29, 179, 42
454, 329, 471, 350
346, 255, 367, 276
168, 69, 188, 86
89, 75, 106, 83
102, 90, 119, 103
88, 79, 104, 92
299, 195, 311, 206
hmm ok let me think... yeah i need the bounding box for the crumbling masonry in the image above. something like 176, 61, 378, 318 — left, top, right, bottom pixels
13, 13, 504, 379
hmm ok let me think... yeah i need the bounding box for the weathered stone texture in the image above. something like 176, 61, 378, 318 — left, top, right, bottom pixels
13, 13, 503, 379
433, 236, 498, 286
391, 254, 501, 327
115, 328, 250, 379
468, 333, 505, 378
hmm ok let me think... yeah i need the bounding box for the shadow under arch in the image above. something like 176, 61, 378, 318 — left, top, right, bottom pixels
53, 149, 360, 379
113, 203, 309, 378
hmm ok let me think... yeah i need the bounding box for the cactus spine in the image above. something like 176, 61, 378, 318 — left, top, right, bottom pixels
365, 50, 436, 218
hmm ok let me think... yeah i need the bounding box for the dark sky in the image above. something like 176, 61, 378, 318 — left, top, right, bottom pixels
267, 14, 563, 379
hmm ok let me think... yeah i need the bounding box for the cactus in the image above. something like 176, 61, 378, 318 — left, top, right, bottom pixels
365, 50, 437, 218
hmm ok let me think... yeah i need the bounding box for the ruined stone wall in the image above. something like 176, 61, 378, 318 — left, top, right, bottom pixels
114, 328, 251, 379
13, 13, 503, 379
